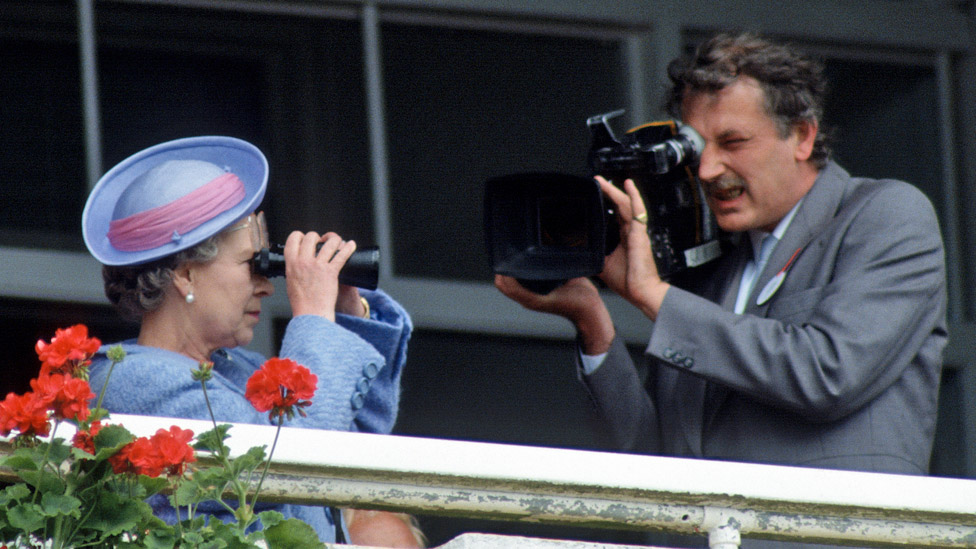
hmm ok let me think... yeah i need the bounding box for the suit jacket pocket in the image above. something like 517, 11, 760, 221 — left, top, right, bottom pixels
766, 285, 824, 323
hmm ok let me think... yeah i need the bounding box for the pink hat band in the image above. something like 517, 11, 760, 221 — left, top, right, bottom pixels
106, 172, 246, 252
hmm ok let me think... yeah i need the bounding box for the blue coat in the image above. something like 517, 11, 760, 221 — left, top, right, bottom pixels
88, 289, 412, 542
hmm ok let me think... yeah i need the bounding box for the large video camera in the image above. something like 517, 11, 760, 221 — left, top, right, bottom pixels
484, 110, 723, 293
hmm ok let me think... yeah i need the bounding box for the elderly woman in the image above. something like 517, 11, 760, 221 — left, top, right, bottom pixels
81, 136, 412, 544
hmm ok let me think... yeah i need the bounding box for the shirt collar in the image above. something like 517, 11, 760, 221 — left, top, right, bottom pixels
746, 197, 804, 260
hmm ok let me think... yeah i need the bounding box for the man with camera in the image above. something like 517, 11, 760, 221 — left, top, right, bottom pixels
496, 30, 947, 494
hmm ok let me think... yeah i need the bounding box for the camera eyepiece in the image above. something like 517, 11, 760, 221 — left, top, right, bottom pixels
252, 245, 380, 290
648, 124, 704, 174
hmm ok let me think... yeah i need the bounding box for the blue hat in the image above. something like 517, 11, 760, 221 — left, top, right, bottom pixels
82, 136, 268, 266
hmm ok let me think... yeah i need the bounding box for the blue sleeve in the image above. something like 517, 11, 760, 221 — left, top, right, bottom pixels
279, 288, 412, 434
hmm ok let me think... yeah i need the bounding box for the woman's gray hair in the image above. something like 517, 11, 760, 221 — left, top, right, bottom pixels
103, 235, 221, 321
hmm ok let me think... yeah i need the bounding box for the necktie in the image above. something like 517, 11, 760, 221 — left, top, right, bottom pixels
734, 234, 776, 314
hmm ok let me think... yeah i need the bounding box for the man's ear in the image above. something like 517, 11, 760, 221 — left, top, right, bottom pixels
793, 119, 818, 162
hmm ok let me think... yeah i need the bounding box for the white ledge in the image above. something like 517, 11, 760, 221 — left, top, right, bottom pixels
5, 413, 975, 547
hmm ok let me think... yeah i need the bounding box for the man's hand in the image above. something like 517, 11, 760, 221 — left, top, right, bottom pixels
596, 176, 670, 320
494, 274, 615, 355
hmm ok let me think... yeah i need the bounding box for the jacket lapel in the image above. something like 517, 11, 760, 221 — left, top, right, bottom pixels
702, 163, 851, 431
747, 162, 849, 315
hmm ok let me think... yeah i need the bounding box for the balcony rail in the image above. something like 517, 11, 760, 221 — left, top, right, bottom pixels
4, 413, 976, 548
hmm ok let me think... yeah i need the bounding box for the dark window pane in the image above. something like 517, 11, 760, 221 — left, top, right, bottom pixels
98, 49, 266, 168
384, 25, 627, 281
96, 4, 370, 247
0, 39, 86, 249
394, 329, 617, 448
0, 297, 139, 398
823, 60, 941, 216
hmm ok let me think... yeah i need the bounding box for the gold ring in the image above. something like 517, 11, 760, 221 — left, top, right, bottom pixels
633, 212, 649, 224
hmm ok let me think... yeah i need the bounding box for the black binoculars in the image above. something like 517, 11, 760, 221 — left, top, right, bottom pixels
251, 245, 380, 290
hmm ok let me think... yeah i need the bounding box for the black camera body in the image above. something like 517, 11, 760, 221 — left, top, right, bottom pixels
588, 110, 722, 277
484, 110, 722, 293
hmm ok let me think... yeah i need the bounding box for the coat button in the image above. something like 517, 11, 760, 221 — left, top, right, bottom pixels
356, 378, 371, 393
363, 362, 379, 379
351, 392, 366, 410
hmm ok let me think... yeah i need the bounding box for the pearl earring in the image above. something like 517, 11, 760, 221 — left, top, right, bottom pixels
186, 292, 195, 304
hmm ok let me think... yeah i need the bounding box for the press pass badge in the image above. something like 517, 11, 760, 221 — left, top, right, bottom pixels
757, 246, 803, 306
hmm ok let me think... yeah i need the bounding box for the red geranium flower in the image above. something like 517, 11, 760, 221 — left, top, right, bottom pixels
110, 436, 157, 476
35, 324, 101, 377
72, 420, 103, 455
245, 357, 317, 422
151, 426, 197, 476
30, 373, 96, 423
0, 391, 51, 438
109, 426, 196, 478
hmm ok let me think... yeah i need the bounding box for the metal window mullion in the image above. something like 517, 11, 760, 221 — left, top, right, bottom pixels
362, 2, 394, 279
77, 0, 103, 189
936, 50, 961, 324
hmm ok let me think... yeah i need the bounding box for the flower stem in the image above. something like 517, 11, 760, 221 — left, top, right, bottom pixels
200, 381, 219, 434
36, 421, 66, 544
33, 420, 60, 506
93, 354, 122, 414
198, 378, 233, 467
249, 413, 283, 509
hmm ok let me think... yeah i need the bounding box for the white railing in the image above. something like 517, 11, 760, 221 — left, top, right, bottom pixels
5, 413, 976, 548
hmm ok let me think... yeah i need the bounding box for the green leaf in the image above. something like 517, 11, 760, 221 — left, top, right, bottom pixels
263, 517, 326, 549
139, 526, 178, 549
69, 445, 98, 461
40, 491, 82, 518
2, 451, 40, 472
228, 446, 267, 476
179, 529, 209, 546
18, 468, 66, 495
0, 482, 32, 504
84, 490, 153, 537
177, 515, 209, 534
195, 424, 233, 453
207, 520, 257, 549
137, 474, 171, 496
175, 465, 235, 505
4, 439, 74, 470
93, 424, 136, 456
40, 439, 74, 464
256, 510, 284, 529
171, 476, 217, 509
7, 502, 47, 532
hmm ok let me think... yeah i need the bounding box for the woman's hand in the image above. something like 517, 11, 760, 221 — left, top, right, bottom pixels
283, 231, 358, 321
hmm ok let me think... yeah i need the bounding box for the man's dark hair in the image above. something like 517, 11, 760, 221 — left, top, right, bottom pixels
665, 32, 832, 168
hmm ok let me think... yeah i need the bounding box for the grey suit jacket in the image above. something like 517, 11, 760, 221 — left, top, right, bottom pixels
582, 161, 947, 475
